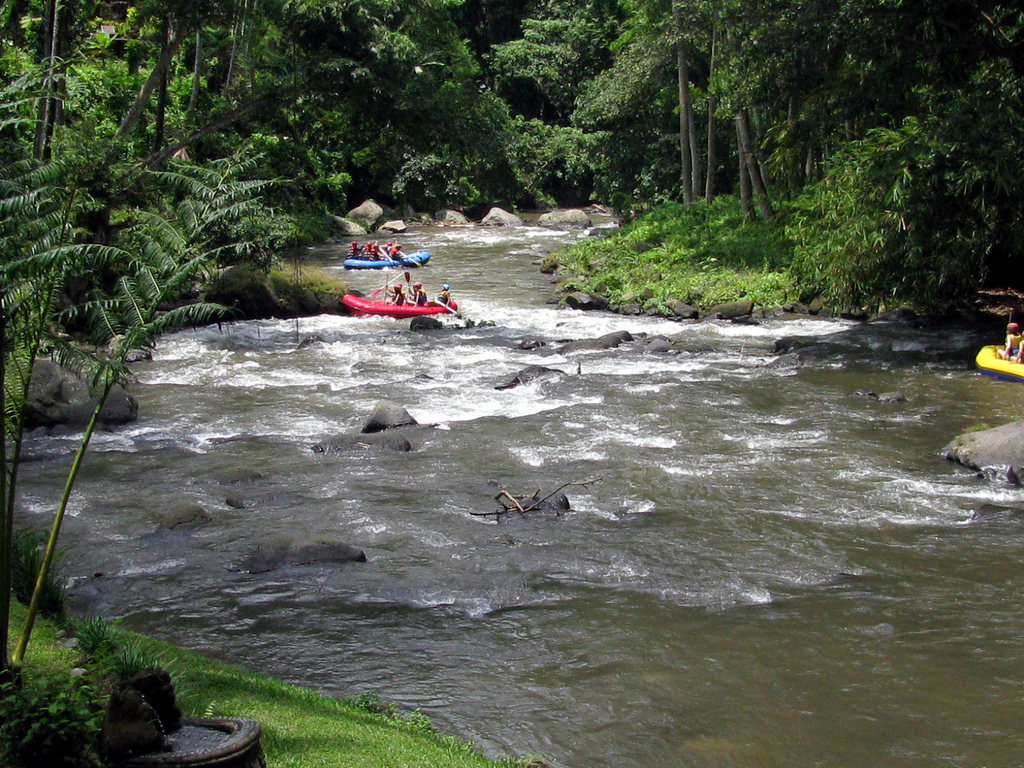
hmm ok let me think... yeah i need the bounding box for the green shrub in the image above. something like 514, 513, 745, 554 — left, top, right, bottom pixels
269, 264, 347, 298
0, 674, 104, 767
71, 616, 170, 683
556, 198, 798, 309
12, 528, 65, 616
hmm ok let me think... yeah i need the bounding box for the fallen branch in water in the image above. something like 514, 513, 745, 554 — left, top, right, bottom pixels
470, 477, 603, 517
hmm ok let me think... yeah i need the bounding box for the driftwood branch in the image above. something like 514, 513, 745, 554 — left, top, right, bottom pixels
469, 477, 603, 517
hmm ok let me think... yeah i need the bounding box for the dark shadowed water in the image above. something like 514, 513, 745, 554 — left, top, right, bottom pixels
15, 222, 1024, 768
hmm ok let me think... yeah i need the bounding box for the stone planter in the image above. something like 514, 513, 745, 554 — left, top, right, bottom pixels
116, 718, 265, 768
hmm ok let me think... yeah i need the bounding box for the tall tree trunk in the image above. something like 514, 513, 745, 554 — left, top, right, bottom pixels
224, 0, 250, 94
115, 20, 186, 143
33, 0, 61, 161
672, 2, 694, 205
737, 125, 752, 219
675, 49, 693, 203
154, 19, 170, 151
688, 100, 701, 201
704, 28, 718, 204
0, 287, 9, 679
189, 30, 202, 113
735, 109, 772, 222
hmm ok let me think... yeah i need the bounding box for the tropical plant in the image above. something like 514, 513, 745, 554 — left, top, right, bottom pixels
0, 673, 104, 767
11, 528, 65, 615
1, 150, 271, 675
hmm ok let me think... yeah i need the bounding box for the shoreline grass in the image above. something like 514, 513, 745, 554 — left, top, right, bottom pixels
552, 197, 801, 312
4, 601, 529, 768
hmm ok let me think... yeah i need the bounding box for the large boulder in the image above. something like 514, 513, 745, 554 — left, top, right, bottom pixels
538, 209, 592, 228
944, 420, 1024, 482
205, 266, 282, 319
703, 299, 755, 319
361, 400, 417, 433
206, 266, 341, 319
347, 199, 385, 230
24, 360, 138, 431
326, 215, 368, 237
481, 207, 524, 227
435, 209, 470, 225
378, 219, 407, 233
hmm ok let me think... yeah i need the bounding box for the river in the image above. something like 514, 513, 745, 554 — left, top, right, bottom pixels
15, 221, 1024, 768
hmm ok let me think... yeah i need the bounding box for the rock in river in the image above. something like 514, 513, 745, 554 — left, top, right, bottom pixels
944, 420, 1024, 483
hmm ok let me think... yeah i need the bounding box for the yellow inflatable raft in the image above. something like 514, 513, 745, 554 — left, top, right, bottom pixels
976, 344, 1024, 383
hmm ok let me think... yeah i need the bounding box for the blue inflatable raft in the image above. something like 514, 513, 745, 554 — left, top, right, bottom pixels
343, 250, 431, 270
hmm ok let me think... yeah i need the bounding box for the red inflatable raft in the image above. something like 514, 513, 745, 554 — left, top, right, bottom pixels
340, 294, 458, 318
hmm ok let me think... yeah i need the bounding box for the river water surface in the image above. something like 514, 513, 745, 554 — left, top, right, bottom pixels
16, 222, 1024, 768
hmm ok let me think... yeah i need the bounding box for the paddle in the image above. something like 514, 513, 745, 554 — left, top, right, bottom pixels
370, 271, 408, 299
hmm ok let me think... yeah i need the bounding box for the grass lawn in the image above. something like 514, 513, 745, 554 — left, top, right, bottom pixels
4, 601, 528, 768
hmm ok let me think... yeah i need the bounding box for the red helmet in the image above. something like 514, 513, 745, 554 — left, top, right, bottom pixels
413, 282, 422, 288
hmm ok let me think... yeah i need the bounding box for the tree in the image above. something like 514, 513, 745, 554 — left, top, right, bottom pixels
0, 143, 269, 673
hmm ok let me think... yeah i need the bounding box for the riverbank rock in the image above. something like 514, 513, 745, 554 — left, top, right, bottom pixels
326, 215, 368, 237
538, 209, 592, 228
435, 209, 470, 224
481, 207, 524, 226
361, 400, 418, 433
703, 300, 755, 320
944, 420, 1024, 482
234, 537, 368, 573
666, 299, 699, 319
378, 219, 407, 233
205, 266, 342, 319
347, 199, 385, 230
563, 291, 610, 311
24, 359, 138, 431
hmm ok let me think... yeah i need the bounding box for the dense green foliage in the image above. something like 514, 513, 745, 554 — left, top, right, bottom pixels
556, 198, 798, 309
3, 1, 1022, 310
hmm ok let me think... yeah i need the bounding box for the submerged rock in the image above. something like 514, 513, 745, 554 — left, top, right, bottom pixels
556, 330, 633, 354
234, 538, 367, 573
493, 365, 565, 390
313, 431, 413, 453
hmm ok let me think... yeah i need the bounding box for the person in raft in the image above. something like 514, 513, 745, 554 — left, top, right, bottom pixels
347, 240, 359, 258
998, 322, 1023, 361
410, 281, 428, 306
436, 283, 452, 306
388, 282, 406, 305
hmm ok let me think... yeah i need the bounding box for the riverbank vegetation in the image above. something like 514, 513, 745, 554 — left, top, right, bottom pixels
3, 600, 520, 767
554, 198, 800, 311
